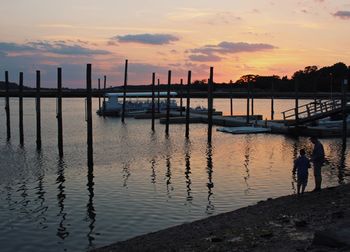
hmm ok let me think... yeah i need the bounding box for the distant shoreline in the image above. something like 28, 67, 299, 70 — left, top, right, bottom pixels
93, 183, 350, 252
0, 89, 347, 99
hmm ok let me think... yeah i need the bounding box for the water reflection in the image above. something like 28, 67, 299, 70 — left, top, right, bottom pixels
33, 151, 48, 229
165, 155, 172, 198
206, 142, 215, 214
150, 159, 156, 184
122, 162, 131, 188
56, 158, 69, 240
243, 136, 252, 194
184, 139, 192, 203
86, 164, 96, 249
338, 139, 347, 184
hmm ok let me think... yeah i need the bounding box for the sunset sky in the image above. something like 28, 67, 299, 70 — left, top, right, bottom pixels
0, 0, 349, 88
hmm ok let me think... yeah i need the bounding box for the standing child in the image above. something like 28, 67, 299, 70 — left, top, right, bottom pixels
293, 149, 311, 195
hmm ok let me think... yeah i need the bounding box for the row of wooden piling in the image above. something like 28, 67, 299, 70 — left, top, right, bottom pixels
2, 64, 215, 168
3, 64, 347, 168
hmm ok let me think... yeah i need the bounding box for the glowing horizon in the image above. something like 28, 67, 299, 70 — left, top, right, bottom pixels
0, 0, 349, 88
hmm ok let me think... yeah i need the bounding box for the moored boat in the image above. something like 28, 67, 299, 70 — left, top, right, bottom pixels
96, 92, 179, 116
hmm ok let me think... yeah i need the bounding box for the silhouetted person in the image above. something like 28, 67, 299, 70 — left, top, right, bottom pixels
293, 149, 311, 195
310, 136, 325, 191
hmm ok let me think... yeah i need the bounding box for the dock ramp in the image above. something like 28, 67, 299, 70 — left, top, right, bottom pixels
282, 99, 348, 126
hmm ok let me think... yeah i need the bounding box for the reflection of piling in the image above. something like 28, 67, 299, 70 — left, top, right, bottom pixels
5, 71, 11, 140
151, 72, 155, 131
185, 71, 191, 138
180, 79, 183, 116
208, 67, 214, 142
86, 64, 93, 167
165, 70, 171, 135
271, 80, 275, 120
342, 79, 348, 138
36, 71, 42, 150
57, 68, 63, 158
206, 142, 214, 214
122, 59, 128, 123
19, 72, 24, 145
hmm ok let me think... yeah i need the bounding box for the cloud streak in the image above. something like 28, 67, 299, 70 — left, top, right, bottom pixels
188, 41, 277, 62
333, 11, 350, 19
111, 33, 179, 45
0, 41, 110, 56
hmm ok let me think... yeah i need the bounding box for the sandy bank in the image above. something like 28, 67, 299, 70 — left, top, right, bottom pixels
94, 184, 350, 252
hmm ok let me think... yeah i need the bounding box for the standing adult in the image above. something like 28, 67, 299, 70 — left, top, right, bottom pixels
310, 136, 325, 191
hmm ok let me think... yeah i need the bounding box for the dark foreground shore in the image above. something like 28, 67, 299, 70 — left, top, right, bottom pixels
94, 184, 350, 252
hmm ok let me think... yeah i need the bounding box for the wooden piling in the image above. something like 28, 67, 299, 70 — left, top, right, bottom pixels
103, 75, 106, 116
5, 71, 11, 141
165, 70, 171, 135
271, 80, 274, 120
19, 72, 24, 145
57, 68, 63, 157
208, 67, 214, 142
230, 83, 233, 116
295, 78, 299, 121
185, 71, 191, 138
36, 70, 42, 150
157, 79, 160, 113
122, 59, 128, 123
180, 79, 183, 116
250, 81, 254, 116
98, 78, 101, 111
151, 72, 155, 131
86, 64, 93, 167
246, 82, 250, 124
342, 79, 348, 138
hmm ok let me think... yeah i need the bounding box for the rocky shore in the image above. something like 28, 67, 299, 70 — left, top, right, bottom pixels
94, 184, 350, 252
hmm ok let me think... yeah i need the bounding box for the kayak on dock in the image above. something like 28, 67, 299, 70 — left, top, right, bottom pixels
217, 126, 271, 134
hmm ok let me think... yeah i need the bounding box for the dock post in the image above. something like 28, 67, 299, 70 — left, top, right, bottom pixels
122, 59, 128, 123
165, 70, 171, 135
5, 71, 11, 141
36, 71, 42, 150
98, 78, 101, 111
103, 75, 106, 116
157, 79, 160, 113
271, 80, 274, 120
185, 71, 191, 138
295, 78, 299, 121
86, 64, 93, 167
19, 72, 24, 145
208, 67, 214, 143
342, 79, 348, 138
230, 83, 233, 116
57, 68, 63, 157
180, 79, 183, 116
246, 82, 250, 124
251, 81, 254, 116
151, 72, 155, 131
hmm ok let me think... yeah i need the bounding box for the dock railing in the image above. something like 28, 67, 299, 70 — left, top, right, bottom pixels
282, 99, 342, 124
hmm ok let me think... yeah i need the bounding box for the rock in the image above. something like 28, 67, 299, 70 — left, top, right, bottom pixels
331, 211, 345, 219
294, 219, 308, 228
277, 214, 290, 223
210, 236, 223, 243
313, 227, 350, 248
260, 229, 273, 238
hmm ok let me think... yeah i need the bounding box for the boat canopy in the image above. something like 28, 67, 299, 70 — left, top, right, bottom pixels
105, 92, 177, 98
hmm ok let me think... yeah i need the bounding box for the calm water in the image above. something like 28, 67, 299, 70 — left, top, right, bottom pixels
0, 98, 349, 252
